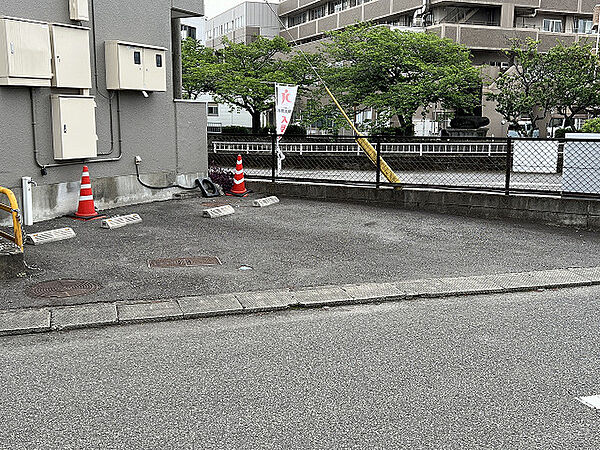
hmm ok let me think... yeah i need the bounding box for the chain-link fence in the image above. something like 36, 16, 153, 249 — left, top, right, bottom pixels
207, 134, 600, 198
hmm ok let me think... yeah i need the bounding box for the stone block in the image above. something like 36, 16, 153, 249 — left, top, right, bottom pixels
437, 275, 505, 295
117, 300, 183, 323
0, 308, 50, 335
340, 282, 404, 301
489, 269, 590, 291
178, 293, 243, 318
393, 278, 451, 298
52, 303, 117, 330
291, 286, 353, 306
235, 289, 292, 311
568, 266, 600, 284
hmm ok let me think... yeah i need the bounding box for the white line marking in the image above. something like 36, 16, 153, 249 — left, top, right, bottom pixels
577, 395, 600, 409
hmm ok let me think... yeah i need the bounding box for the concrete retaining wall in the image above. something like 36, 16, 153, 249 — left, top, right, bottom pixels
248, 180, 600, 231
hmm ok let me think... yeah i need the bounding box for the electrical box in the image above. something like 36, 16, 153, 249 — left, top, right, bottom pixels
70, 0, 89, 21
50, 24, 91, 88
0, 17, 52, 86
51, 95, 98, 160
105, 40, 167, 91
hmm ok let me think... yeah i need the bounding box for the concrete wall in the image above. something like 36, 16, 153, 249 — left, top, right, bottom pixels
0, 0, 208, 222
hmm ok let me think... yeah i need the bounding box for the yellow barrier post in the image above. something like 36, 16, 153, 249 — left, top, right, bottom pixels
323, 86, 402, 185
0, 187, 24, 251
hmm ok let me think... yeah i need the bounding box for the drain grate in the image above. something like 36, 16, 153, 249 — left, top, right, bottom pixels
26, 279, 101, 299
148, 256, 222, 268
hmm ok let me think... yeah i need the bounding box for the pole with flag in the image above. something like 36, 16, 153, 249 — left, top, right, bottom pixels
275, 83, 298, 176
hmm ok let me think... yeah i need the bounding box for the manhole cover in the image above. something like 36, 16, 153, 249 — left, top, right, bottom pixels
26, 279, 101, 299
148, 256, 222, 268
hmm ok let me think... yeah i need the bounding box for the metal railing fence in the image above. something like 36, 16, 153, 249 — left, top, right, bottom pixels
207, 134, 600, 199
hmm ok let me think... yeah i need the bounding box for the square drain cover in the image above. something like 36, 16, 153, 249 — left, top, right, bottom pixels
148, 256, 222, 268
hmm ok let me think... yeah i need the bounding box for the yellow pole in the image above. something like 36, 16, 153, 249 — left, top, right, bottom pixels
0, 187, 23, 251
323, 86, 402, 185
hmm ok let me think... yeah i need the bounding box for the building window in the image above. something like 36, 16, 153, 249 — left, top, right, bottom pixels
309, 5, 326, 21
543, 19, 563, 33
181, 25, 197, 40
289, 12, 307, 27
207, 103, 219, 116
575, 18, 593, 34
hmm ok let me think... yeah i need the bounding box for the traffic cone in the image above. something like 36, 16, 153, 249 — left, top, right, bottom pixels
71, 165, 106, 221
227, 154, 250, 197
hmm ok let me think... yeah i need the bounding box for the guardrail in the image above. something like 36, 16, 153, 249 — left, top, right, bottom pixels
0, 187, 24, 251
211, 140, 507, 156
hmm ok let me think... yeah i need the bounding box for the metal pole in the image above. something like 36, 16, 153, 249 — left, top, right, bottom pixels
376, 137, 381, 189
505, 137, 512, 196
271, 132, 276, 182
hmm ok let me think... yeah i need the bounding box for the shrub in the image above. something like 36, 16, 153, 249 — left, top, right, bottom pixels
581, 118, 600, 134
554, 127, 575, 139
221, 126, 250, 135
285, 124, 307, 136
208, 167, 234, 193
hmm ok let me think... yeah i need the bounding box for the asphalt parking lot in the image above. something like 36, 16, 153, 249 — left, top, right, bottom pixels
3, 193, 600, 311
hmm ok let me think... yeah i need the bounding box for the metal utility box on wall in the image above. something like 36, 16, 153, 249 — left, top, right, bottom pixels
50, 24, 91, 88
0, 17, 52, 86
105, 40, 167, 91
51, 95, 98, 160
70, 0, 89, 21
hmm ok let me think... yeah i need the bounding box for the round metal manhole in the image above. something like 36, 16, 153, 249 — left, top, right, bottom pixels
25, 279, 101, 299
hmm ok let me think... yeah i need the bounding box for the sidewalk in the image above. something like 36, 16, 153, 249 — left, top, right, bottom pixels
3, 193, 600, 313
1, 267, 599, 336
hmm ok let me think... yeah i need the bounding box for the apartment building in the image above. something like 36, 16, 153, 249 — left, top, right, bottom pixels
278, 0, 598, 136
205, 1, 279, 49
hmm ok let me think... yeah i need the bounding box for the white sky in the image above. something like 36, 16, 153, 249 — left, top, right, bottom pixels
205, 0, 277, 19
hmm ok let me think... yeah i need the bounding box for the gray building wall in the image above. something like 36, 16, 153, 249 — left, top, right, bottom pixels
205, 2, 279, 48
0, 0, 207, 222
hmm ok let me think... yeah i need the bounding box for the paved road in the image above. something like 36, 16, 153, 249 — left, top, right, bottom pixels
1, 287, 599, 448
5, 196, 600, 310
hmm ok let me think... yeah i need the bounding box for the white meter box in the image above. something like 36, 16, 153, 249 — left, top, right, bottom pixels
105, 40, 167, 91
51, 95, 98, 160
0, 17, 52, 86
50, 24, 91, 88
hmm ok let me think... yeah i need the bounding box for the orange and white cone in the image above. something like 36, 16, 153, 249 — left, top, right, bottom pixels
73, 165, 105, 220
227, 154, 250, 197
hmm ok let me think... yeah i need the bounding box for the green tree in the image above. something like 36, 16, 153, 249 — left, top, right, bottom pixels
546, 42, 600, 124
487, 39, 600, 136
486, 39, 552, 136
182, 36, 319, 132
301, 24, 482, 134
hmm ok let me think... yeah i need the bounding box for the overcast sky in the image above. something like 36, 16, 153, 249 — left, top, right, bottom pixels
205, 0, 277, 19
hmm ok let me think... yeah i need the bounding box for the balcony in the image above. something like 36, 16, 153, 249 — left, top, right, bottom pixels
428, 24, 584, 51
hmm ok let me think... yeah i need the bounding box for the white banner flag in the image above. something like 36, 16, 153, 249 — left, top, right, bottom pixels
275, 84, 298, 138
274, 84, 298, 175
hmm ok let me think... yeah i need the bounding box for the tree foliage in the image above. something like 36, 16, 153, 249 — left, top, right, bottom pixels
182, 36, 319, 131
300, 24, 482, 134
487, 39, 600, 136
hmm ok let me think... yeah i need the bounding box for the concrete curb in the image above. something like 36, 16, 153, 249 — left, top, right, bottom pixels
1, 267, 599, 337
